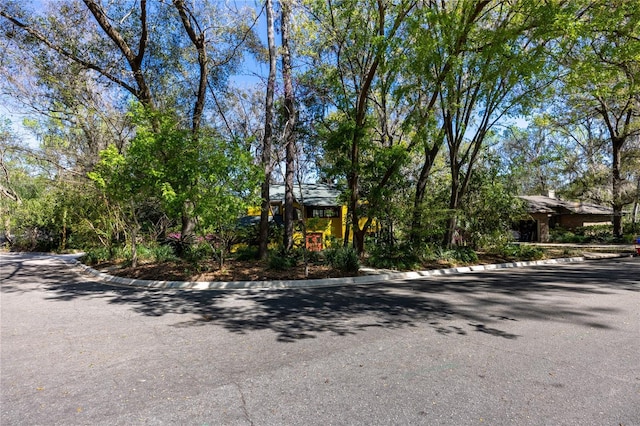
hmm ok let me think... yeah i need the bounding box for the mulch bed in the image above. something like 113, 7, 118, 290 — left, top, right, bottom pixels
94, 252, 520, 283
99, 259, 356, 282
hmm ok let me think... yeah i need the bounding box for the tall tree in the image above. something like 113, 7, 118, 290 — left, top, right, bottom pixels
1, 0, 256, 243
432, 0, 559, 246
299, 0, 417, 255
281, 0, 297, 252
401, 0, 492, 244
498, 119, 573, 197
558, 0, 640, 237
0, 120, 22, 244
258, 0, 278, 260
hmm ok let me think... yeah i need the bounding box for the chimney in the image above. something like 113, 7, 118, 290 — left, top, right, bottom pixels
547, 190, 556, 199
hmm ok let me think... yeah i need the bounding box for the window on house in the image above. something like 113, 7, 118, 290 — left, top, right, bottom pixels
309, 207, 337, 218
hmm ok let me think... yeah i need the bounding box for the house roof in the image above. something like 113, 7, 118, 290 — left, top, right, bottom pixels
519, 195, 613, 216
269, 183, 342, 207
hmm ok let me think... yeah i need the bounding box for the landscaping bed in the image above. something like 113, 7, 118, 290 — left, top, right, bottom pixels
85, 246, 616, 282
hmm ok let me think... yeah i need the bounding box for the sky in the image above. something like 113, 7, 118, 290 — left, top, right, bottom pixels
2, 0, 530, 152
1, 0, 270, 149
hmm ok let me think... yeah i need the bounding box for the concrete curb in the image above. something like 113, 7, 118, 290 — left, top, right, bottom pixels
70, 253, 634, 291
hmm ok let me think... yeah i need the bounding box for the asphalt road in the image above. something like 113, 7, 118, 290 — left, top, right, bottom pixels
1, 253, 639, 426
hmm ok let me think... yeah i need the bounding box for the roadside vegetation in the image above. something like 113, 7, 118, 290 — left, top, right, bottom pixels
1, 1, 639, 281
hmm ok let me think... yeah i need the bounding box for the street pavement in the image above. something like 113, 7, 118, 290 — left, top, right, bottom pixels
1, 252, 639, 425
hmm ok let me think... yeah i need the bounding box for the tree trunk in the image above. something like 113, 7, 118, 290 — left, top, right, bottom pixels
129, 207, 140, 268
175, 0, 209, 242
2, 214, 13, 246
180, 204, 196, 242
282, 0, 296, 253
410, 142, 441, 244
445, 183, 461, 248
612, 136, 624, 238
632, 176, 640, 229
130, 228, 138, 268
258, 0, 277, 260
61, 207, 67, 251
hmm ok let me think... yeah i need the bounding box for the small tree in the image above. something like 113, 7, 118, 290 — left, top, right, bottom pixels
90, 106, 261, 267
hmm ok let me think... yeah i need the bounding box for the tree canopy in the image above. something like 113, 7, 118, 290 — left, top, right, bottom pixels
1, 0, 638, 263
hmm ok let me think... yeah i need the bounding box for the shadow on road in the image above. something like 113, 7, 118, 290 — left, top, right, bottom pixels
2, 254, 638, 343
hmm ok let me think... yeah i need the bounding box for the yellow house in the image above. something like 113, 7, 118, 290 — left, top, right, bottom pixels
247, 183, 352, 250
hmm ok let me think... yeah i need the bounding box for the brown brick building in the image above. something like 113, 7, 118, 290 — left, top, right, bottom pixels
517, 195, 613, 242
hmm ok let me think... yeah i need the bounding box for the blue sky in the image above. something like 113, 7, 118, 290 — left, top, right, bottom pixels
2, 0, 270, 149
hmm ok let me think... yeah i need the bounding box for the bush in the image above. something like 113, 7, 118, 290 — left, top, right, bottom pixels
135, 245, 153, 261
82, 247, 112, 265
325, 245, 359, 273
184, 242, 214, 263
268, 251, 297, 270
431, 246, 478, 264
550, 224, 624, 244
490, 243, 544, 261
367, 242, 421, 271
306, 249, 323, 264
152, 245, 177, 263
10, 230, 60, 253
451, 246, 479, 263
234, 245, 259, 261
474, 230, 511, 251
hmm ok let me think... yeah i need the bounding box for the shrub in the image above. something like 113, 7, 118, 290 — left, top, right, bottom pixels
184, 242, 214, 263
290, 246, 322, 264
268, 251, 297, 270
367, 242, 421, 271
234, 245, 259, 261
152, 245, 177, 263
325, 245, 359, 273
431, 246, 479, 264
82, 247, 112, 265
432, 247, 458, 264
10, 230, 59, 253
490, 243, 544, 261
451, 246, 479, 263
474, 231, 511, 251
135, 245, 153, 261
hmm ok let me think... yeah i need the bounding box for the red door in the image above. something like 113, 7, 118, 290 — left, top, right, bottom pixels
306, 233, 323, 251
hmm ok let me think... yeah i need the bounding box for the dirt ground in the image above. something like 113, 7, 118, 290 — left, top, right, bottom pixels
88, 244, 635, 283
96, 251, 524, 282
104, 259, 355, 282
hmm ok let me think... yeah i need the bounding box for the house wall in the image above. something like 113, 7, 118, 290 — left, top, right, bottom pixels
247, 203, 378, 250
247, 203, 345, 250
305, 217, 338, 245
557, 214, 612, 230
531, 213, 550, 243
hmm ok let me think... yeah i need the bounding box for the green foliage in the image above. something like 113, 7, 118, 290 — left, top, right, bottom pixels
151, 245, 177, 263
432, 246, 479, 264
550, 225, 630, 244
325, 245, 359, 273
234, 245, 259, 261
81, 247, 113, 265
0, 157, 88, 252
184, 242, 214, 264
268, 251, 297, 270
461, 156, 527, 249
550, 228, 584, 244
367, 242, 421, 271
295, 246, 322, 264
451, 246, 479, 263
489, 244, 544, 261
83, 243, 177, 266
88, 105, 261, 263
